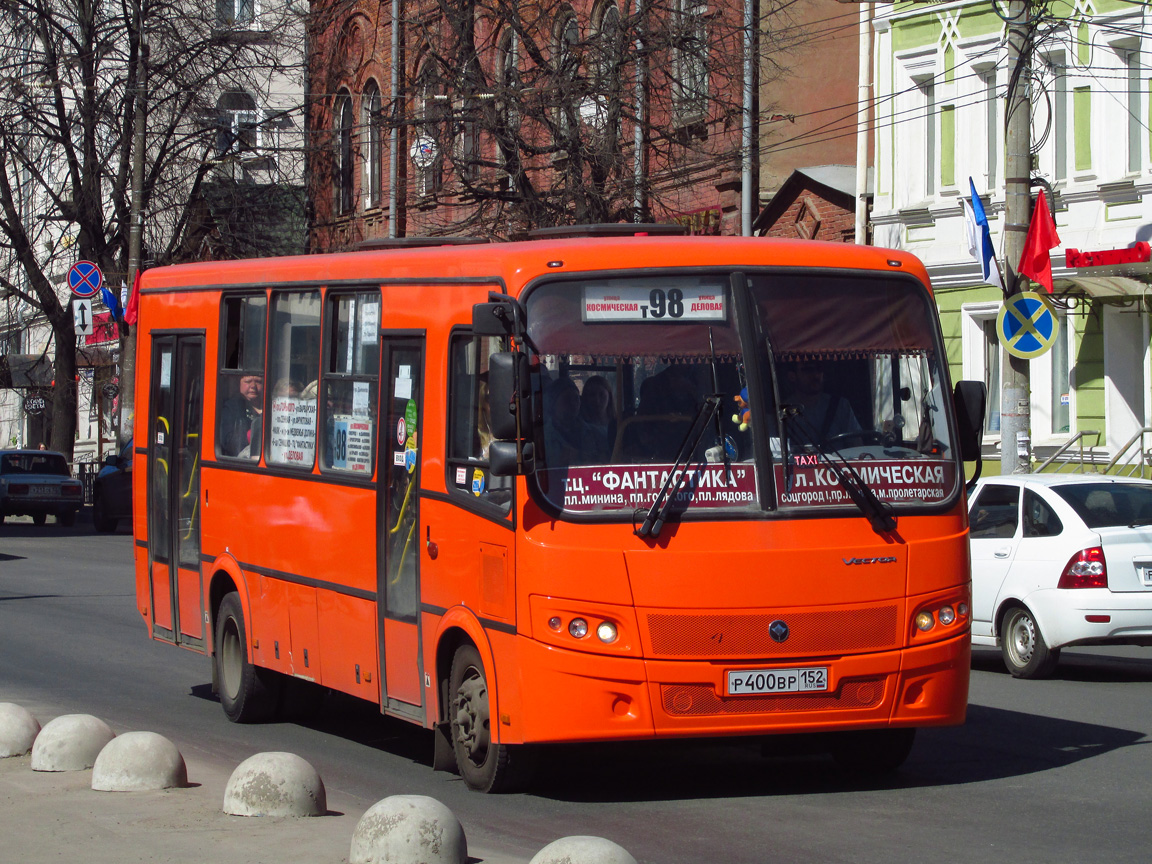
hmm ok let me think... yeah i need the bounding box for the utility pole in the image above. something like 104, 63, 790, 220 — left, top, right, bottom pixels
1001, 0, 1032, 475
118, 14, 147, 450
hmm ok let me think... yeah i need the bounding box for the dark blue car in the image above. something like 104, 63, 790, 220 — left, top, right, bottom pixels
92, 438, 133, 532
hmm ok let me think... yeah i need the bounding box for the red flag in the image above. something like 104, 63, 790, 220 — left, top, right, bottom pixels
1018, 190, 1061, 292
124, 269, 141, 324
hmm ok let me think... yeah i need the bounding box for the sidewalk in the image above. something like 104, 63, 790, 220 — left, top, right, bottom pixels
0, 747, 526, 864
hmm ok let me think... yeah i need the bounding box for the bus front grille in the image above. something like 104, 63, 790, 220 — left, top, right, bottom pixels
660, 677, 885, 716
645, 605, 899, 658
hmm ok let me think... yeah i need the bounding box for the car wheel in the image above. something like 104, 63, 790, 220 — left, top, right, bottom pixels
449, 643, 536, 793
830, 728, 916, 775
92, 495, 117, 532
214, 592, 281, 723
31, 513, 46, 526
1000, 604, 1060, 679
58, 511, 76, 527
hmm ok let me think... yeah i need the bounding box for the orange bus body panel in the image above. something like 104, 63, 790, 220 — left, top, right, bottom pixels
132, 235, 970, 754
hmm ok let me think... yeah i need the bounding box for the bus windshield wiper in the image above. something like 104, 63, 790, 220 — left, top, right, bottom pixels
635, 395, 721, 539
791, 419, 897, 536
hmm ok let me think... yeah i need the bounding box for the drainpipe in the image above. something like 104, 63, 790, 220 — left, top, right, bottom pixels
854, 2, 870, 244
388, 0, 399, 237
741, 0, 754, 235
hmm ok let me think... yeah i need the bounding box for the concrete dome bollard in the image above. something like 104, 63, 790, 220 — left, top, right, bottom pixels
223, 752, 327, 817
91, 731, 188, 791
349, 795, 467, 864
0, 703, 40, 757
30, 714, 115, 772
529, 836, 639, 864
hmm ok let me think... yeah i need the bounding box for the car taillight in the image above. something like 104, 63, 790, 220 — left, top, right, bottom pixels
62, 486, 81, 496
9, 483, 29, 494
1058, 547, 1107, 589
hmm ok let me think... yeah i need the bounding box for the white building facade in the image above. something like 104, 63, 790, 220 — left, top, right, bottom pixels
871, 0, 1152, 469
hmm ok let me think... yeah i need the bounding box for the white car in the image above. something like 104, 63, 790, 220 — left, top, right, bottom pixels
968, 474, 1152, 678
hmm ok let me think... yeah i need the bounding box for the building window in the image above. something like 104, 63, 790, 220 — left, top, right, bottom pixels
415, 61, 444, 196
586, 2, 623, 134
216, 91, 260, 158
216, 0, 254, 27
673, 0, 708, 122
554, 10, 580, 137
1125, 48, 1141, 174
335, 91, 354, 214
362, 82, 382, 209
497, 28, 521, 186
922, 79, 936, 197
983, 70, 999, 186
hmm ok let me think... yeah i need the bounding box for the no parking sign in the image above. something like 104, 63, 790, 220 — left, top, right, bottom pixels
996, 291, 1060, 359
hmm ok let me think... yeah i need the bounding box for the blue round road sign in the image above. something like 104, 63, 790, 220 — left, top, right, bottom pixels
996, 291, 1060, 359
68, 260, 104, 298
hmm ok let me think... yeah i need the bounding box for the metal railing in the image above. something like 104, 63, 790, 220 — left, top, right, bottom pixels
1034, 430, 1102, 474
74, 461, 102, 505
1104, 427, 1152, 478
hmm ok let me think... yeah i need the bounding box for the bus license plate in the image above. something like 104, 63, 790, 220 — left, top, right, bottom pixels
727, 667, 828, 696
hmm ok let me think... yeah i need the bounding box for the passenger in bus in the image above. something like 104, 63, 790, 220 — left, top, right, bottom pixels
543, 377, 594, 467
219, 374, 264, 458
785, 361, 861, 443
579, 375, 615, 462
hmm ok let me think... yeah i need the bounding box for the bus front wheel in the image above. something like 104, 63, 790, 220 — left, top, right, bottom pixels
215, 592, 280, 723
448, 643, 536, 793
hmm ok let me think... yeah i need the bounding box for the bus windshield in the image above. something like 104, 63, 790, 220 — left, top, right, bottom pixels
525, 270, 958, 519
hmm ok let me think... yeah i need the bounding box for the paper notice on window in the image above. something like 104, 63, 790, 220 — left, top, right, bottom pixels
268, 396, 318, 466
361, 300, 379, 346
331, 415, 373, 473
395, 377, 413, 400
352, 381, 370, 417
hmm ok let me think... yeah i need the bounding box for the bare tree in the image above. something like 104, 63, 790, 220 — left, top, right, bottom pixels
0, 0, 305, 457
309, 0, 805, 244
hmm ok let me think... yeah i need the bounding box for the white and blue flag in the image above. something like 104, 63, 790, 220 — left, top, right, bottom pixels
962, 177, 1004, 291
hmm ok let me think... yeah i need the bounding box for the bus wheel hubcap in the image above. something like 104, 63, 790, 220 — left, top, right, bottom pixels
455, 668, 490, 764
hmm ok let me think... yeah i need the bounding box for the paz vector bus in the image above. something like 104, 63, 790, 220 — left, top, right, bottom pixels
131, 229, 985, 791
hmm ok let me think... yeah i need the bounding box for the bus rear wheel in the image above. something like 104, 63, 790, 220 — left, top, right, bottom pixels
215, 592, 280, 723
449, 643, 535, 793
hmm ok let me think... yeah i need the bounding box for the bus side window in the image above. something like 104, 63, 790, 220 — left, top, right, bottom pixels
265, 290, 321, 470
321, 291, 379, 476
446, 332, 511, 512
217, 294, 267, 460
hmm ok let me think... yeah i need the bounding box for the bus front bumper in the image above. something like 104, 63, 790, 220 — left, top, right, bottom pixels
513, 632, 970, 744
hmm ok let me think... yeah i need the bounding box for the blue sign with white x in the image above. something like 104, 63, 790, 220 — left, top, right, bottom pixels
996, 291, 1060, 359
68, 260, 104, 298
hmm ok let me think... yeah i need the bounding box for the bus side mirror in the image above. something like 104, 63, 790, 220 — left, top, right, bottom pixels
953, 380, 986, 462
473, 297, 525, 337
488, 351, 535, 475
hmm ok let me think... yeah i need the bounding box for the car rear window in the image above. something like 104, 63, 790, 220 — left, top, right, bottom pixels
0, 453, 71, 476
1052, 483, 1152, 528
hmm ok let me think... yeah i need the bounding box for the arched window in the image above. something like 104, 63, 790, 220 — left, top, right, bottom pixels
335, 90, 354, 214
497, 28, 521, 185
216, 91, 259, 157
590, 2, 622, 133
362, 81, 382, 208
414, 60, 444, 196
673, 0, 708, 122
554, 9, 580, 137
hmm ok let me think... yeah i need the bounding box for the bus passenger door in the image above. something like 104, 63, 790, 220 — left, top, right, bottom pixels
377, 336, 426, 716
146, 334, 206, 649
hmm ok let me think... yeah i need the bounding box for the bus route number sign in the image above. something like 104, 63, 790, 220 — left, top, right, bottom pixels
582, 286, 725, 322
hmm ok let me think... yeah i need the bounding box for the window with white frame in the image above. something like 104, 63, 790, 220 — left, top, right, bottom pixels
414, 61, 445, 196
362, 81, 382, 209
963, 301, 1074, 441
673, 0, 708, 122
216, 0, 254, 27
1037, 52, 1068, 184
1124, 47, 1141, 175
216, 91, 260, 158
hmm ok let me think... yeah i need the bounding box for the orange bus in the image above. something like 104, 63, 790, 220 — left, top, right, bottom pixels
132, 231, 985, 791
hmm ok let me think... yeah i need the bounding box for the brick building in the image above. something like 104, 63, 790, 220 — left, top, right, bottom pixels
307, 0, 768, 249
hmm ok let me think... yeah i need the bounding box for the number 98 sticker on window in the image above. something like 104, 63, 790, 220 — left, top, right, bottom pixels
583, 285, 725, 322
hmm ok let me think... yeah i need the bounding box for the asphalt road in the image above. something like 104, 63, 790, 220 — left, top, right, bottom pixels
3, 515, 1152, 863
